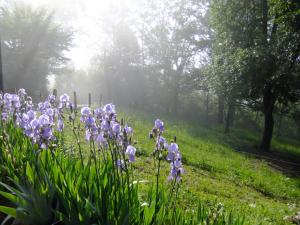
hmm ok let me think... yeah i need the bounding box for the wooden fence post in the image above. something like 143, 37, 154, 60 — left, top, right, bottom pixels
88, 93, 91, 107
99, 94, 103, 107
74, 91, 77, 110
53, 89, 57, 99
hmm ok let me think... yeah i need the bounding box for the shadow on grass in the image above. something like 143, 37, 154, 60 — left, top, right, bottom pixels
186, 122, 300, 177
120, 107, 300, 177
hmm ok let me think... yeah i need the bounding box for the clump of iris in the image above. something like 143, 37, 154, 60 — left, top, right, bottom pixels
0, 89, 71, 149
80, 103, 135, 166
149, 118, 184, 182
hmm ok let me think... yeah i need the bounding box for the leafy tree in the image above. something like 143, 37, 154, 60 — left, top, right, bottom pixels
209, 0, 261, 132
96, 22, 143, 106
0, 3, 72, 97
141, 0, 210, 114
254, 0, 300, 151
209, 0, 300, 150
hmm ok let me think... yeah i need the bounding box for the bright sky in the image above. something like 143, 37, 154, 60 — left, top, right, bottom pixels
20, 0, 140, 70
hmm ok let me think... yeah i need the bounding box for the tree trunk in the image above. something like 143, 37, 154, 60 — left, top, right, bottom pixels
225, 97, 235, 133
276, 112, 283, 137
255, 111, 259, 123
171, 89, 179, 115
218, 94, 224, 124
260, 87, 275, 151
205, 90, 209, 118
229, 103, 236, 126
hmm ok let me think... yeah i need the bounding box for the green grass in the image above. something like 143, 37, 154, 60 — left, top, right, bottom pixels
120, 108, 300, 225
64, 108, 300, 225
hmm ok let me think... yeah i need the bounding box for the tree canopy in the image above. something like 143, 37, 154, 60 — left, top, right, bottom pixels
0, 3, 73, 97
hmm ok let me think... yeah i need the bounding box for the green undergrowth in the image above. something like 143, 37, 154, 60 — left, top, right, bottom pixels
50, 107, 300, 225
112, 108, 300, 225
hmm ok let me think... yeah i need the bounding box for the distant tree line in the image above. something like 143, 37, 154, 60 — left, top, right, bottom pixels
1, 0, 300, 152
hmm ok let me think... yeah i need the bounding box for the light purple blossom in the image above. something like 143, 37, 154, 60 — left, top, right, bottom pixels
94, 108, 103, 119
103, 103, 115, 115
168, 161, 184, 182
0, 89, 68, 149
1, 112, 8, 121
112, 122, 121, 135
166, 142, 184, 182
47, 94, 56, 102
46, 108, 54, 117
125, 145, 136, 163
58, 94, 71, 110
57, 118, 64, 132
38, 114, 51, 126
157, 136, 168, 150
124, 125, 133, 136
60, 94, 70, 103
154, 119, 164, 132
96, 132, 107, 148
27, 110, 36, 121
101, 119, 110, 131
18, 89, 26, 97
81, 107, 91, 116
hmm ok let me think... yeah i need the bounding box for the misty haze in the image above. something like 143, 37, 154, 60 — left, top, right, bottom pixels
0, 0, 299, 224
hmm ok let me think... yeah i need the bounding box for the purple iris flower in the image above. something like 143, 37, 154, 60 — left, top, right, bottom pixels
96, 133, 107, 147
38, 102, 45, 112
101, 119, 110, 131
19, 113, 30, 128
168, 160, 184, 182
80, 107, 92, 124
166, 142, 184, 182
167, 143, 180, 161
94, 108, 103, 119
154, 119, 164, 132
47, 94, 56, 102
27, 110, 36, 121
1, 112, 8, 121
3, 93, 11, 103
57, 119, 64, 132
157, 136, 168, 150
168, 143, 178, 152
60, 94, 70, 103
124, 125, 133, 136
30, 119, 40, 131
112, 122, 121, 135
11, 94, 20, 108
38, 114, 51, 126
103, 103, 115, 115
46, 108, 54, 117
42, 127, 53, 139
84, 116, 96, 129
0, 89, 66, 149
125, 145, 136, 163
81, 107, 91, 116
18, 89, 26, 97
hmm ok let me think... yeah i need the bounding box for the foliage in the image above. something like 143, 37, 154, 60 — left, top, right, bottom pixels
0, 3, 73, 97
208, 0, 300, 149
121, 107, 300, 225
0, 89, 244, 225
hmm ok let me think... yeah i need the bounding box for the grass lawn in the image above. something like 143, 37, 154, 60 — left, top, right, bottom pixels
63, 107, 300, 225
